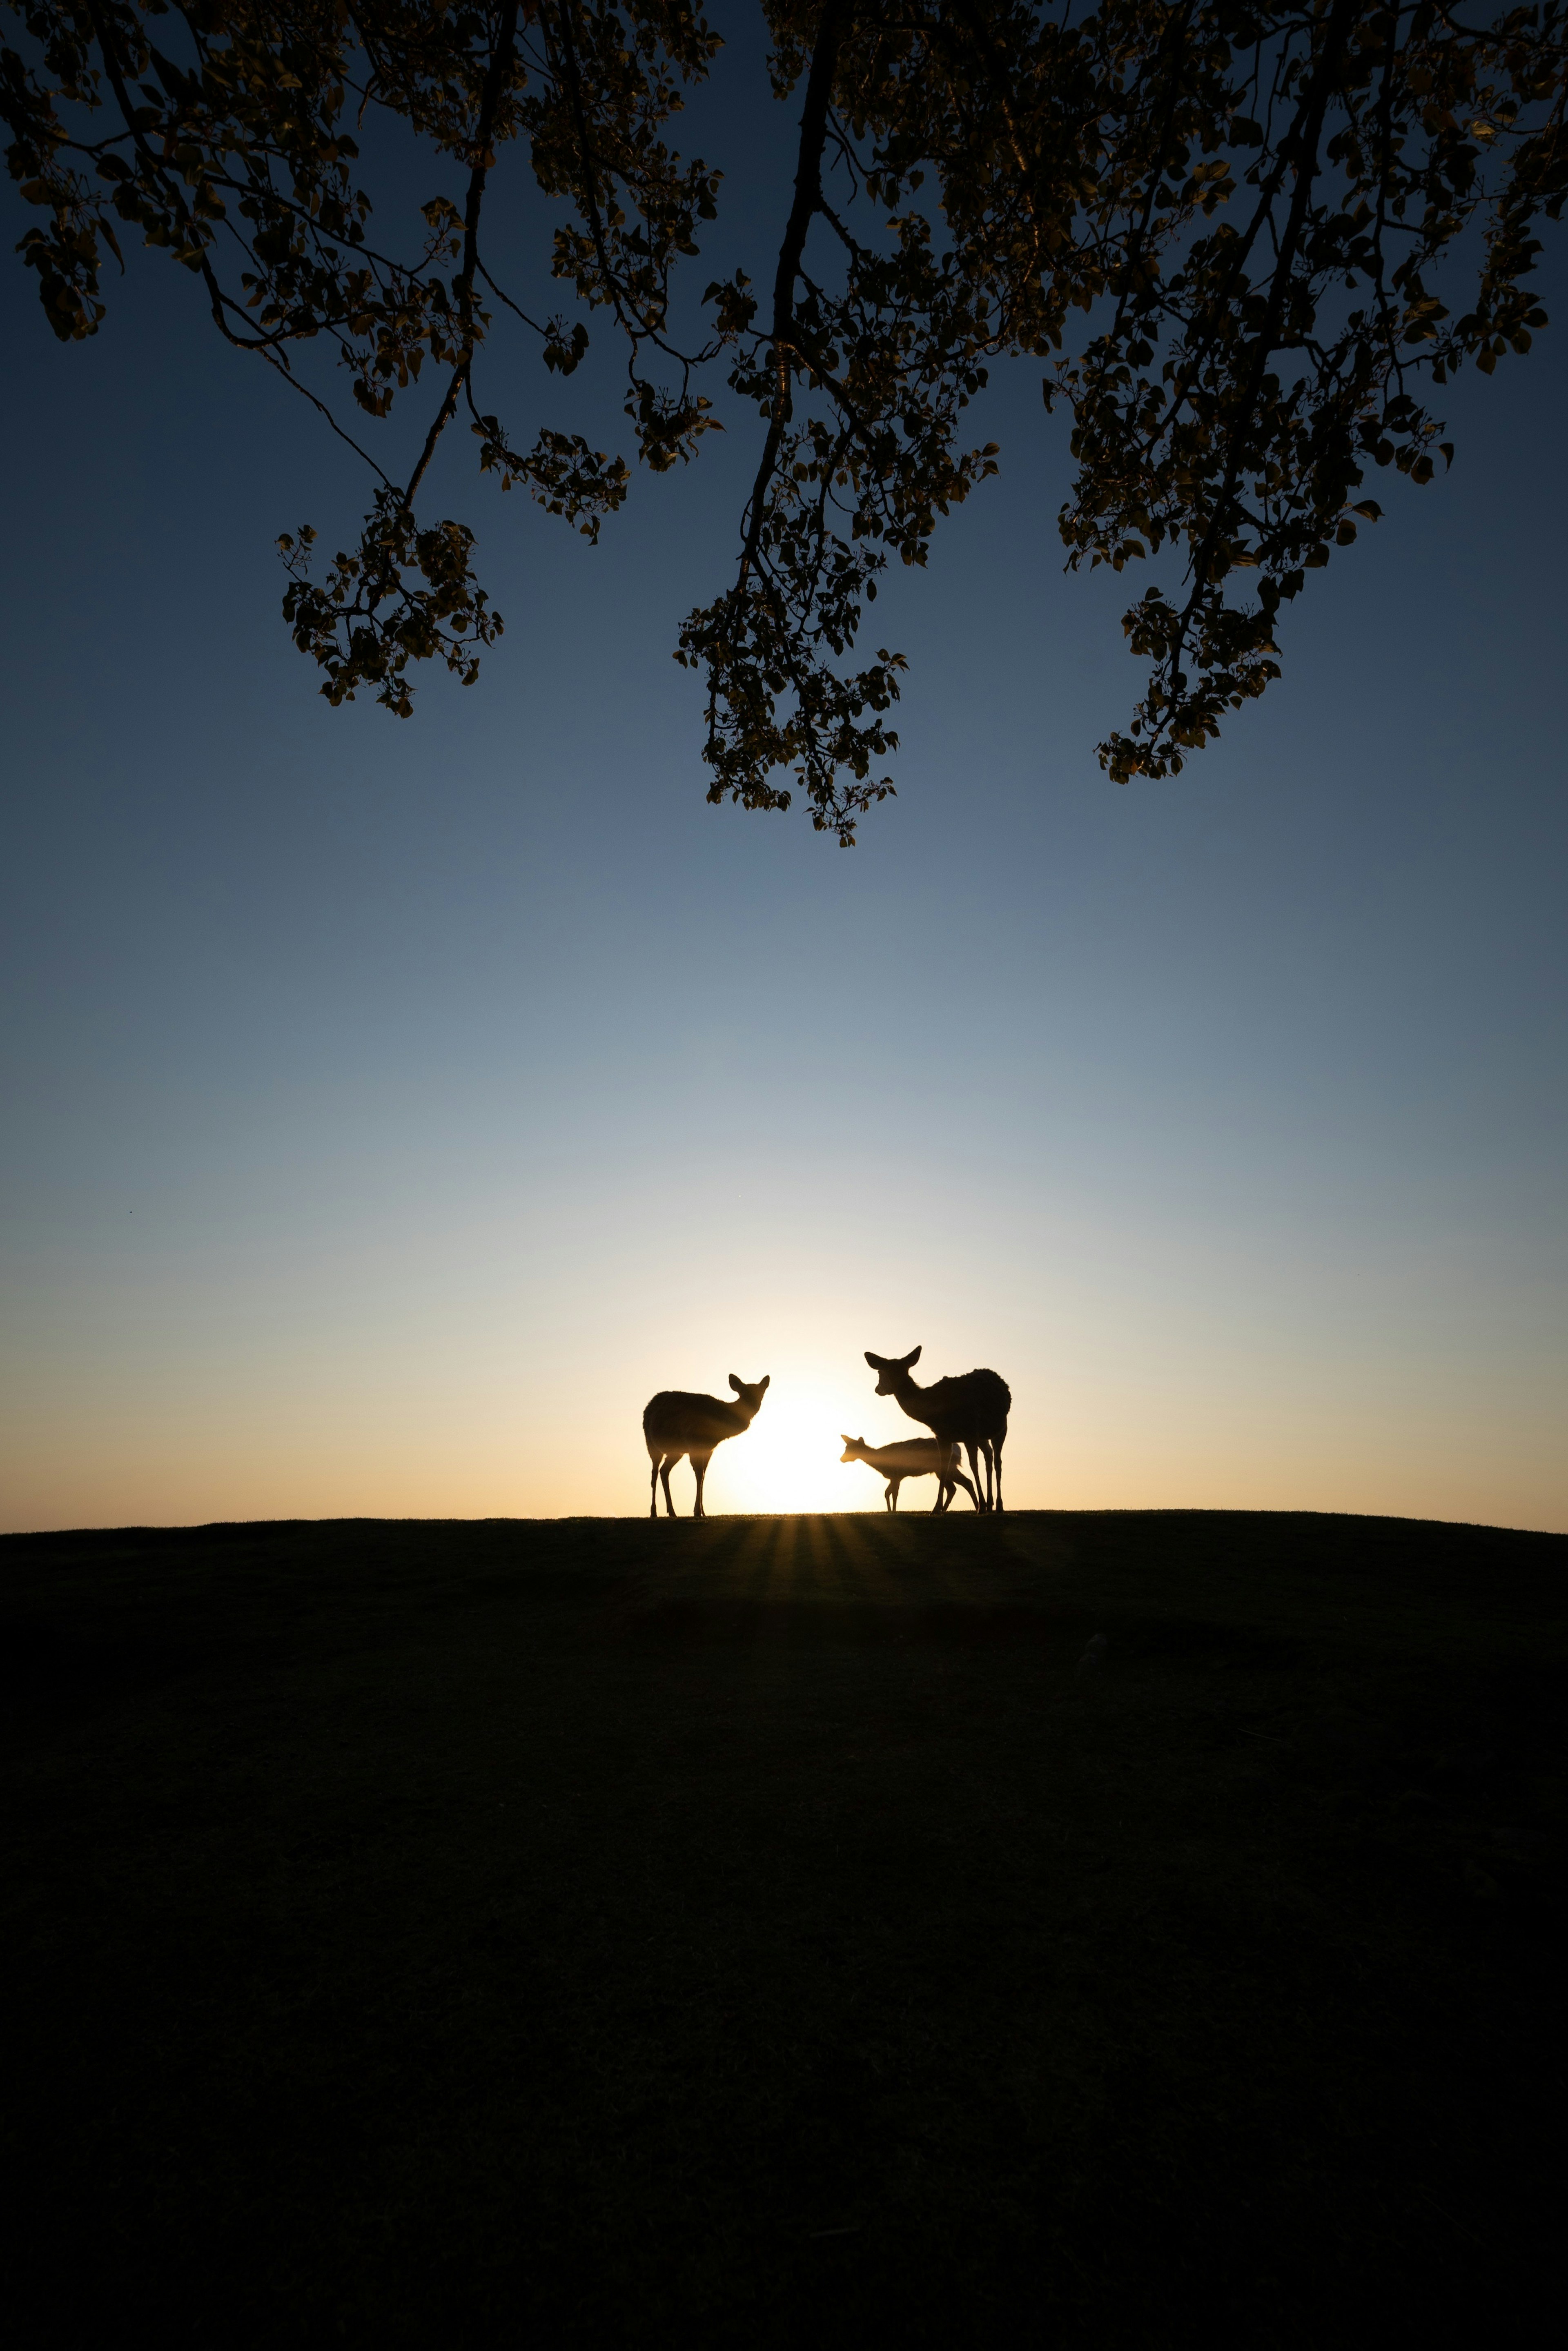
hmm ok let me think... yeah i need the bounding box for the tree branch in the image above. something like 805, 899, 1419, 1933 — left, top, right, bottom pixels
405, 0, 519, 507
737, 0, 853, 590
1174, 0, 1360, 647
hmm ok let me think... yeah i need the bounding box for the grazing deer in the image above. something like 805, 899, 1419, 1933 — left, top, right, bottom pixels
840, 1434, 980, 1514
642, 1375, 771, 1518
864, 1347, 1011, 1512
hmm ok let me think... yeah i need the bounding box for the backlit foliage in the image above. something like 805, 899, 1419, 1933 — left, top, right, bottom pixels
6, 3, 1564, 835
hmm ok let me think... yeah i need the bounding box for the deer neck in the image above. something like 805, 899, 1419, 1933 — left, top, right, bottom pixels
891, 1370, 931, 1416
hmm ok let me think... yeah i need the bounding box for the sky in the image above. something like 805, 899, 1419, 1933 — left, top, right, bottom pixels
2, 32, 1565, 1533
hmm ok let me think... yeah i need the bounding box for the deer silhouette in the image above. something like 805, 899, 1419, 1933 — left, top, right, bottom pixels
840, 1435, 980, 1514
864, 1347, 1011, 1512
642, 1375, 770, 1519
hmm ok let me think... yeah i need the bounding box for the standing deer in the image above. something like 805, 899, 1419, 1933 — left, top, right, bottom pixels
864, 1347, 1011, 1512
839, 1435, 980, 1514
642, 1375, 771, 1518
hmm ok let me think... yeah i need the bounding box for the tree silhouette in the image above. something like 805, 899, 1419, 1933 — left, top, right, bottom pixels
7, 2, 1564, 838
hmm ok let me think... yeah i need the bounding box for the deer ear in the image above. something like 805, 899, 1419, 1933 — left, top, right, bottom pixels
728, 1374, 743, 1392
864, 1351, 884, 1369
904, 1345, 922, 1367
759, 1375, 770, 1391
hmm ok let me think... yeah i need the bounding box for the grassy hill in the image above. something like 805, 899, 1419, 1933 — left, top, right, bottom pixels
3, 1508, 1564, 2344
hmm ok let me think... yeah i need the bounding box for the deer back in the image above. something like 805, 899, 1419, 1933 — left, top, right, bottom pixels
642, 1389, 748, 1452
866, 1438, 951, 1476
917, 1369, 1011, 1442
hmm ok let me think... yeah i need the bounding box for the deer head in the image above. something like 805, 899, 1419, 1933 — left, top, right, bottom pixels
864, 1347, 920, 1396
840, 1434, 869, 1462
728, 1374, 771, 1420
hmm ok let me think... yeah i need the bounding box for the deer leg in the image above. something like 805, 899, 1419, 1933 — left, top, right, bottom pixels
691, 1452, 711, 1518
965, 1439, 988, 1512
660, 1455, 679, 1517
887, 1477, 900, 1512
649, 1454, 660, 1519
992, 1434, 1006, 1512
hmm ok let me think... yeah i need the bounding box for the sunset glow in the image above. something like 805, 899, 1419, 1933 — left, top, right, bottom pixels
1, 145, 1565, 1538
704, 1368, 921, 1516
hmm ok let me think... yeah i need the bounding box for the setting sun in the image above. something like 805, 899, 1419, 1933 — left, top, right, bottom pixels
704, 1361, 907, 1516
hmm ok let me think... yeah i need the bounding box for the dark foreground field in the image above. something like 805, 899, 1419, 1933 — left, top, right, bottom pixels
3, 1509, 1565, 2345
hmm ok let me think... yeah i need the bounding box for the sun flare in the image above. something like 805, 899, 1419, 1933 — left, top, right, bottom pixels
707, 1368, 901, 1516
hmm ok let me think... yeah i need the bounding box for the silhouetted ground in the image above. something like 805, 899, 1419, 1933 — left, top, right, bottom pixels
3, 1509, 1564, 2346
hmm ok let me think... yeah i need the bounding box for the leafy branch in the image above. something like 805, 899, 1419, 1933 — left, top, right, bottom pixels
5, 1, 1564, 829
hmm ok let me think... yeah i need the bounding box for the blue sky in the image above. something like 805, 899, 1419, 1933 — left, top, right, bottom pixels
2, 35, 1564, 1529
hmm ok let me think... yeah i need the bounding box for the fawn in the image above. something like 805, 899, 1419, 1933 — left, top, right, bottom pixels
840, 1434, 980, 1513
642, 1375, 770, 1518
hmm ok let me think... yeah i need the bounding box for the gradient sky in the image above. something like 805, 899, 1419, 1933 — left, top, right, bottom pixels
2, 35, 1565, 1532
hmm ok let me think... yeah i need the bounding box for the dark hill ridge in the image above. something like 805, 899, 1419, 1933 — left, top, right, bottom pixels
3, 1510, 1564, 2345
